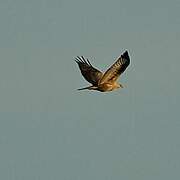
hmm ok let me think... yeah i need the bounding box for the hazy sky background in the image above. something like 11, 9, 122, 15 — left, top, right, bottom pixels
0, 0, 180, 179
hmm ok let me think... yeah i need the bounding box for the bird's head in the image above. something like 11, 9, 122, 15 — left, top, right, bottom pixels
114, 83, 123, 89
117, 83, 124, 88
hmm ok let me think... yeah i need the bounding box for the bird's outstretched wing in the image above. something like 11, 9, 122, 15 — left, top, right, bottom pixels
99, 51, 130, 84
75, 56, 103, 86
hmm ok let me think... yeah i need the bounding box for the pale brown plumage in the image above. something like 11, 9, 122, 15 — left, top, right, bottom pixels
75, 51, 130, 92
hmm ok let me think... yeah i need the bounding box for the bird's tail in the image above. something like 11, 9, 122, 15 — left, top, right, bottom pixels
77, 86, 97, 91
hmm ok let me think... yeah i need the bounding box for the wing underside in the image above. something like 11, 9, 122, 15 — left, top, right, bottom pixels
99, 51, 130, 84
75, 56, 103, 86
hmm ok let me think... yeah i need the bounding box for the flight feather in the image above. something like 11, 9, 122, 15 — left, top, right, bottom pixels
99, 51, 130, 84
75, 56, 103, 86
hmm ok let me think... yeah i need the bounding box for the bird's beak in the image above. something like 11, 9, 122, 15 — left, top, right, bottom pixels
120, 84, 124, 88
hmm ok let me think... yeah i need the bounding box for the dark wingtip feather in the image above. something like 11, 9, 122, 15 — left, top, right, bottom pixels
86, 58, 92, 66
74, 56, 92, 66
75, 56, 84, 64
122, 51, 130, 61
74, 57, 81, 64
81, 56, 86, 63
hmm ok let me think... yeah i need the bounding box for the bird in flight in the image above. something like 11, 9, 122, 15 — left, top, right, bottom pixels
75, 51, 130, 92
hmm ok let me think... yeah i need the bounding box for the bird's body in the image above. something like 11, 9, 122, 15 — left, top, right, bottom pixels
78, 81, 121, 92
75, 51, 130, 92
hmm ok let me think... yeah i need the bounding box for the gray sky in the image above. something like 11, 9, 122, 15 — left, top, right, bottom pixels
0, 0, 180, 179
